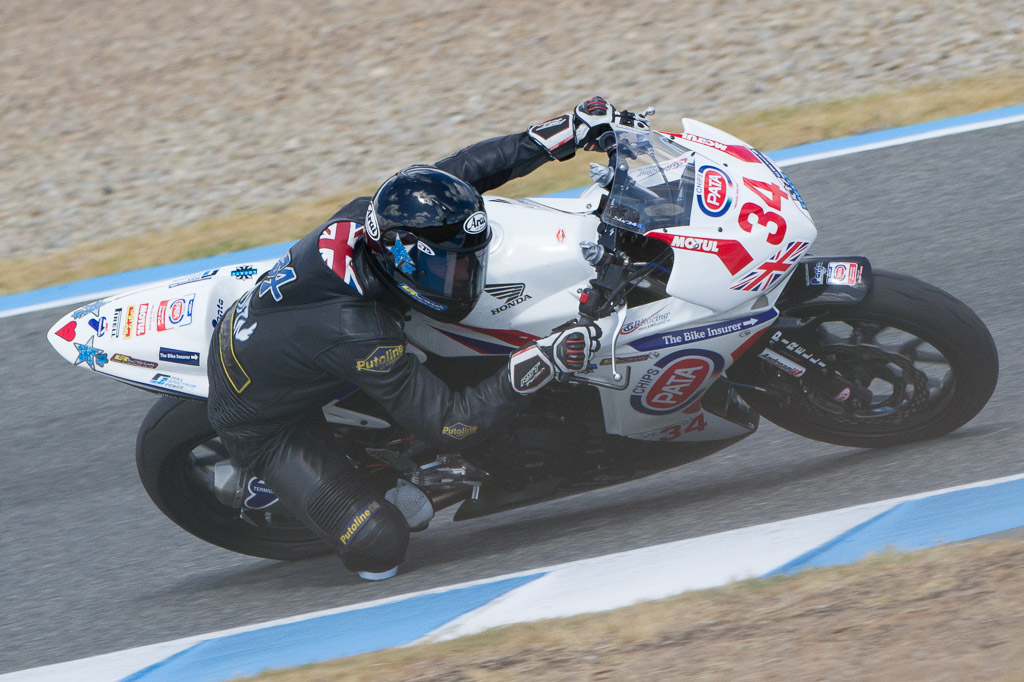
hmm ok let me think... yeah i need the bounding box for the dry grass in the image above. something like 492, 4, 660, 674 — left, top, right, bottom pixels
3, 72, 1022, 297
243, 538, 1024, 682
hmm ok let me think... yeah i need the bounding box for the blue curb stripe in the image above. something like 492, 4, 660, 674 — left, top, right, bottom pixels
766, 478, 1024, 576
3, 105, 1022, 318
0, 242, 292, 316
122, 573, 545, 682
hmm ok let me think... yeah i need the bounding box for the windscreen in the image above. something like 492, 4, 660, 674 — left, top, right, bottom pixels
601, 127, 696, 234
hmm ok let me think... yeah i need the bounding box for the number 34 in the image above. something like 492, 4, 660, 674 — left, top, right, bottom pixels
738, 178, 787, 245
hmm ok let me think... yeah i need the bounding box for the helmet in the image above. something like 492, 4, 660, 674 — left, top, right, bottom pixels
364, 166, 490, 322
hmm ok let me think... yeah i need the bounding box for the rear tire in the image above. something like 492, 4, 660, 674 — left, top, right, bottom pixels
735, 271, 998, 448
136, 397, 331, 561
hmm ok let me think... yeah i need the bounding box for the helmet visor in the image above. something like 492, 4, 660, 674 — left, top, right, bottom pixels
386, 231, 489, 303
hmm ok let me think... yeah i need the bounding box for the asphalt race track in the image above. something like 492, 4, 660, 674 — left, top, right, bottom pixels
2, 123, 1022, 674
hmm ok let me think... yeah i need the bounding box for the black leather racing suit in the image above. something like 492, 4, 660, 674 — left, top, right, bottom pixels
207, 130, 559, 574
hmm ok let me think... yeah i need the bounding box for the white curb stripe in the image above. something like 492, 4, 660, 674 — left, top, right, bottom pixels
774, 111, 1024, 167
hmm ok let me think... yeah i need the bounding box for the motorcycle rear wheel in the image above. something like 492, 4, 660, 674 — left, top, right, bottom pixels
136, 397, 331, 561
735, 271, 998, 448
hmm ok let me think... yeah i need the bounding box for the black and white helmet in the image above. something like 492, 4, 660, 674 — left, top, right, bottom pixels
364, 166, 490, 322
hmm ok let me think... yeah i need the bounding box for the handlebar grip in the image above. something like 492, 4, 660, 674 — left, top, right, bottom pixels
597, 130, 617, 154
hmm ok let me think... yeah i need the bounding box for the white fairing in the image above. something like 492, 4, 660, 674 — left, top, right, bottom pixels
47, 117, 816, 444
47, 264, 272, 399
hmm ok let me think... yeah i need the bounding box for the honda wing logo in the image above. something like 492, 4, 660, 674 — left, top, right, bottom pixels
484, 283, 532, 316
484, 283, 526, 301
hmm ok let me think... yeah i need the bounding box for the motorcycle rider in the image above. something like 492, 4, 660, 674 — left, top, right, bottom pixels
207, 97, 616, 580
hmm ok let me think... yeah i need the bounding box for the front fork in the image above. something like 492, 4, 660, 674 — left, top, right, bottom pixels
731, 255, 875, 408
751, 325, 872, 407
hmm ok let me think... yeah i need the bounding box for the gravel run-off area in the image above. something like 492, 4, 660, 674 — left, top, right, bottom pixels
2, 0, 1022, 259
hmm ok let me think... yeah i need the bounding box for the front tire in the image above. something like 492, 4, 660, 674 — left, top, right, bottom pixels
734, 271, 998, 448
136, 397, 331, 561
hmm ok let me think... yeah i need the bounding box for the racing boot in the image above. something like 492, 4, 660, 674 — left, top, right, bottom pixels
254, 416, 410, 580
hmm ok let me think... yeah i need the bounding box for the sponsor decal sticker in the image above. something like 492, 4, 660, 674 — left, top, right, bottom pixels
599, 353, 650, 366
135, 303, 149, 337
339, 501, 381, 545
168, 269, 218, 288
150, 373, 199, 392
230, 265, 258, 280
124, 306, 135, 339
73, 336, 108, 370
485, 282, 532, 316
398, 283, 448, 311
111, 307, 122, 339
71, 301, 104, 320
463, 211, 488, 234
629, 349, 724, 415
244, 477, 279, 509
810, 261, 828, 285
159, 347, 201, 366
556, 228, 565, 243
620, 305, 671, 336
212, 298, 225, 328
110, 353, 158, 369
669, 132, 760, 163
54, 321, 77, 342
749, 147, 807, 209
156, 294, 196, 332
768, 331, 828, 369
355, 345, 404, 373
645, 232, 753, 275
88, 316, 108, 338
695, 165, 734, 217
758, 348, 806, 377
442, 422, 479, 440
258, 253, 298, 302
416, 241, 435, 256
826, 261, 863, 286
627, 309, 778, 351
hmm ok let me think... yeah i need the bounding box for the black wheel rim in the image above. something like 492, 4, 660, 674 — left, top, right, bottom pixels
783, 317, 956, 435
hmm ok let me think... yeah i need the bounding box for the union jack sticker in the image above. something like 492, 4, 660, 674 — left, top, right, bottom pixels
730, 241, 810, 292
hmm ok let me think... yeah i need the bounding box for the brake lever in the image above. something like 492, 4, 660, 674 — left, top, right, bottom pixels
566, 302, 630, 391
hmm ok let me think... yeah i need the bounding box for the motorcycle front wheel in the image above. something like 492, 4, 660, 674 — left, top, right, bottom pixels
734, 271, 998, 448
136, 397, 331, 561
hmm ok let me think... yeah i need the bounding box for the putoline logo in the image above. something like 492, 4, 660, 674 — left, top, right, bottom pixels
355, 345, 404, 373
696, 165, 733, 217
630, 349, 724, 415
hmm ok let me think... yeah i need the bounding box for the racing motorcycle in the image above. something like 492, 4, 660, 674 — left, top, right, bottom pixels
47, 109, 999, 561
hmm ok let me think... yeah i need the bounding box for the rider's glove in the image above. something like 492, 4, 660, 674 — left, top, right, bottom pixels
573, 96, 616, 151
527, 114, 576, 161
589, 162, 614, 187
508, 323, 602, 395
